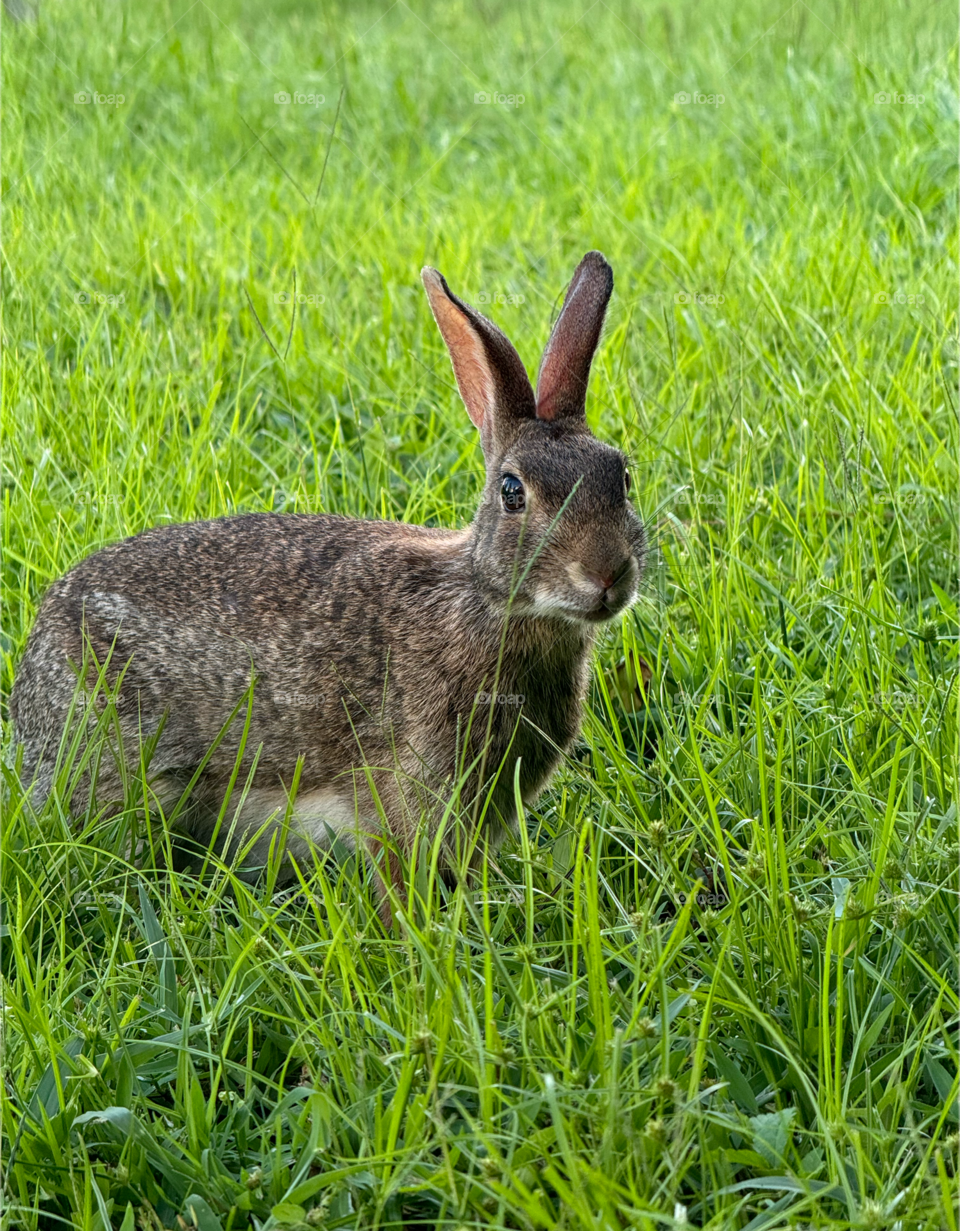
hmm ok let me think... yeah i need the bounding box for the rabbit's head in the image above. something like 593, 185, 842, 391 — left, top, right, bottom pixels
422, 251, 645, 624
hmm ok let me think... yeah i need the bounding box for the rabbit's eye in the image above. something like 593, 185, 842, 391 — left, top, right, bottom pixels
501, 474, 526, 512
624, 467, 632, 495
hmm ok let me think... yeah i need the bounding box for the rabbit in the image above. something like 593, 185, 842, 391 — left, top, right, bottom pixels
10, 250, 646, 924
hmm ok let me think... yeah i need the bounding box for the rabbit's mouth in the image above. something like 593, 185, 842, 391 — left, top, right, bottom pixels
528, 559, 638, 623
582, 589, 635, 623
524, 587, 633, 624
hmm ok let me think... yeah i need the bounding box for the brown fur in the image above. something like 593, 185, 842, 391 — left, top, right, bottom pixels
11, 252, 645, 923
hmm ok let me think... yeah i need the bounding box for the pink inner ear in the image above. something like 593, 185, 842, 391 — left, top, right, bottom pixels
535, 382, 559, 421
423, 272, 495, 431
534, 252, 611, 423
535, 339, 571, 421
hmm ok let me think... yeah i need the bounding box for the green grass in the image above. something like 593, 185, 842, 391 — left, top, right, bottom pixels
2, 0, 958, 1227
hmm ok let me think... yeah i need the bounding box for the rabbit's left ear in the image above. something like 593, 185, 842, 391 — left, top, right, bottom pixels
535, 251, 613, 423
421, 267, 536, 449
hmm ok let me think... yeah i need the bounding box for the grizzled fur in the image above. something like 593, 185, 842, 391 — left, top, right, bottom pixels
11, 251, 645, 921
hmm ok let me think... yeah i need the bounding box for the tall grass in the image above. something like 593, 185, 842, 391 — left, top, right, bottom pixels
1, 0, 957, 1227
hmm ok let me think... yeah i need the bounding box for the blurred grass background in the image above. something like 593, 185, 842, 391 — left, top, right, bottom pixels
1, 1, 958, 1228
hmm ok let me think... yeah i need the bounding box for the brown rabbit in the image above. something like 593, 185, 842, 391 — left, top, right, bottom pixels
11, 251, 645, 922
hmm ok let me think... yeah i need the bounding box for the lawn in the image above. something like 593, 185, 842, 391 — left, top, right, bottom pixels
1, 0, 958, 1227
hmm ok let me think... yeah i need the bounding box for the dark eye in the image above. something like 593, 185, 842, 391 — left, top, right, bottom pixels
501, 473, 525, 512
624, 467, 632, 495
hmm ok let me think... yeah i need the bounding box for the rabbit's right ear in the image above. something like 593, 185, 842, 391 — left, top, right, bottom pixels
422, 268, 536, 445
535, 251, 613, 424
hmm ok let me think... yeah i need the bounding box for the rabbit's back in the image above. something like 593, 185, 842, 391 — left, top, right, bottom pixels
11, 513, 473, 809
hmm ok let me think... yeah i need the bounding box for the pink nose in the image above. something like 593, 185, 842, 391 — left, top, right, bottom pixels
586, 570, 615, 592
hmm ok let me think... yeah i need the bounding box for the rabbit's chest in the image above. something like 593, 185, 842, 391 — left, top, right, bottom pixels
479, 644, 590, 794
514, 681, 583, 789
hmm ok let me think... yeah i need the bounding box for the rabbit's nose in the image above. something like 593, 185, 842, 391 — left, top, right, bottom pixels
586, 557, 633, 594
585, 569, 615, 592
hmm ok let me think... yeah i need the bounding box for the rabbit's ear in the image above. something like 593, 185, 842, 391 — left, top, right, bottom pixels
535, 251, 613, 423
422, 268, 536, 441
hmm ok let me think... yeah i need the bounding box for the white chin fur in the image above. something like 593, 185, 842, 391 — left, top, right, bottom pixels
528, 579, 639, 624
527, 588, 599, 623
515, 562, 602, 622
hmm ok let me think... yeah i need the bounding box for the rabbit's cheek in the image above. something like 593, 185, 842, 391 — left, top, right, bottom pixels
519, 565, 602, 623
